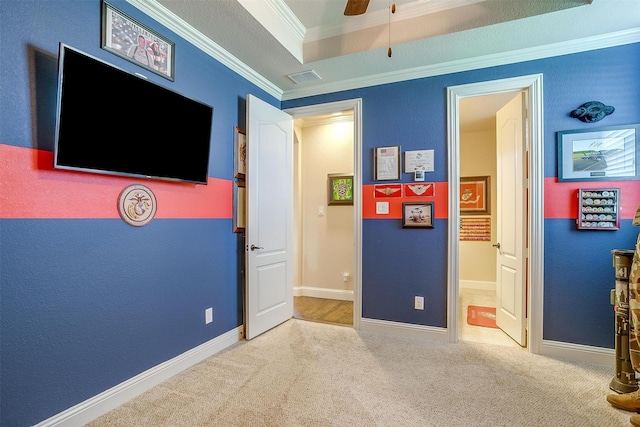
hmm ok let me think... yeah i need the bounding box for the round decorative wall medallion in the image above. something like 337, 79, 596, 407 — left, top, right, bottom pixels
118, 184, 157, 227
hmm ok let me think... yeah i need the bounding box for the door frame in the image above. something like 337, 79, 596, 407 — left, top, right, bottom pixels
284, 98, 363, 329
446, 75, 544, 354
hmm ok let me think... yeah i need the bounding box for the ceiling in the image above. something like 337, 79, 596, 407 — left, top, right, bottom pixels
133, 0, 640, 103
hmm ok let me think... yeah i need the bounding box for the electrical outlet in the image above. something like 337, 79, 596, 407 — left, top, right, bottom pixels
414, 296, 424, 310
205, 307, 213, 324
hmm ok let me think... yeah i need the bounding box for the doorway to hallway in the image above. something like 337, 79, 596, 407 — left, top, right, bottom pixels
458, 90, 525, 348
447, 74, 545, 354
285, 99, 363, 330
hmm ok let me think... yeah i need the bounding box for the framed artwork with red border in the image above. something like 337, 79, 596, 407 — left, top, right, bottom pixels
460, 176, 490, 214
374, 184, 402, 198
404, 183, 435, 197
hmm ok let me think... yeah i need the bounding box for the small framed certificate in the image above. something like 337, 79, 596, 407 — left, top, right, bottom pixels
374, 146, 401, 181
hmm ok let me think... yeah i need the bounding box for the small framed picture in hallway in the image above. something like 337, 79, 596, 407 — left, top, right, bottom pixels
460, 176, 490, 214
328, 174, 354, 206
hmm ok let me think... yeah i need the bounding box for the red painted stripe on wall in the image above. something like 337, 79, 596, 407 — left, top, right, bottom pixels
544, 177, 640, 219
0, 145, 232, 219
363, 183, 449, 219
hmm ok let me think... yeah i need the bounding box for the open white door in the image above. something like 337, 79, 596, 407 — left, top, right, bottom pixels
245, 94, 294, 340
495, 91, 527, 346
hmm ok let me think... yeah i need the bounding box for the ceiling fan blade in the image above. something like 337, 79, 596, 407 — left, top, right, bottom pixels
344, 0, 370, 16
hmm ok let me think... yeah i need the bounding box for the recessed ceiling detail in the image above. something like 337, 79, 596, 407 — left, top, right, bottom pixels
142, 0, 640, 100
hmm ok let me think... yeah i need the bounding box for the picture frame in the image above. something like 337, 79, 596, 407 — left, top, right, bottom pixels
233, 127, 246, 179
233, 181, 246, 233
328, 174, 354, 206
557, 124, 640, 182
402, 202, 434, 228
404, 149, 434, 173
374, 145, 401, 181
101, 1, 175, 81
373, 184, 402, 198
460, 217, 491, 241
460, 176, 490, 214
404, 182, 435, 197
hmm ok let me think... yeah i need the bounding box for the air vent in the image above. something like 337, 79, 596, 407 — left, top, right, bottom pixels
286, 70, 322, 84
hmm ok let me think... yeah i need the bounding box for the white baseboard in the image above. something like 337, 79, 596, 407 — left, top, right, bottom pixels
359, 317, 449, 341
359, 318, 615, 367
294, 286, 354, 301
459, 280, 495, 290
36, 326, 243, 427
540, 339, 615, 366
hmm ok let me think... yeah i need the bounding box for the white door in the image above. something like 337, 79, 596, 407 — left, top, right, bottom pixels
245, 94, 294, 340
495, 92, 527, 346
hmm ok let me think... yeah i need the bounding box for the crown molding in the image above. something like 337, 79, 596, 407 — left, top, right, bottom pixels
126, 0, 283, 100
281, 28, 640, 101
128, 1, 639, 103
238, 0, 305, 63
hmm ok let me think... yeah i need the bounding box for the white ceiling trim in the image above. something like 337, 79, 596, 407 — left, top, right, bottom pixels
129, 0, 639, 103
237, 0, 305, 63
127, 0, 283, 99
281, 28, 640, 101
305, 0, 485, 42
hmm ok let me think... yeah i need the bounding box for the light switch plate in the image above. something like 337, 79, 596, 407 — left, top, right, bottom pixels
376, 202, 389, 214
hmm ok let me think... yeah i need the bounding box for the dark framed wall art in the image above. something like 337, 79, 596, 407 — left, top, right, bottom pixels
101, 1, 175, 80
460, 176, 490, 215
328, 174, 354, 206
402, 202, 434, 228
557, 124, 639, 182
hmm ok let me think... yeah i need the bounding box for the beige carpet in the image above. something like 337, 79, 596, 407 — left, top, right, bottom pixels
88, 319, 631, 426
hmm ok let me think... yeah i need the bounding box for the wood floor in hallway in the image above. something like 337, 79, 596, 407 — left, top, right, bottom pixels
293, 296, 353, 326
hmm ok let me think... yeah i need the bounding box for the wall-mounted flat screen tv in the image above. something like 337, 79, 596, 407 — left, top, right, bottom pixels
54, 43, 213, 185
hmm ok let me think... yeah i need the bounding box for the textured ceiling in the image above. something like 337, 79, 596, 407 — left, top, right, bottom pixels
141, 0, 639, 104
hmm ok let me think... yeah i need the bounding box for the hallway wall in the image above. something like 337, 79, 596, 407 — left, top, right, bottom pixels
297, 118, 355, 300
460, 128, 497, 287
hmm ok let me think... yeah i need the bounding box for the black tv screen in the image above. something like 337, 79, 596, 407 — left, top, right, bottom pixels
54, 43, 213, 184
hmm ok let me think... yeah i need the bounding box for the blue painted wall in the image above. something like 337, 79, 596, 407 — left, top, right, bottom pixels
1, 0, 639, 425
1, 1, 274, 425
284, 44, 640, 346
